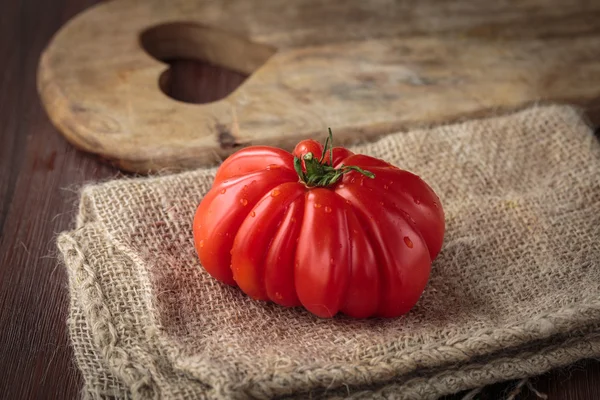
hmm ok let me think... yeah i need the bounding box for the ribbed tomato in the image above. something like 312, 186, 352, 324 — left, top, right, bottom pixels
193, 131, 444, 318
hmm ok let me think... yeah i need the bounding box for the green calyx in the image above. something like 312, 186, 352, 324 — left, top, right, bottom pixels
294, 128, 375, 188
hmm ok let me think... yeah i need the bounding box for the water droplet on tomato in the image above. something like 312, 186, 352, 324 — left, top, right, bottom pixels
324, 206, 332, 213
345, 199, 351, 205
243, 185, 248, 191
240, 198, 248, 206
360, 178, 365, 186
350, 177, 355, 184
291, 217, 296, 223
250, 211, 256, 217
199, 239, 204, 248
433, 202, 438, 208
271, 189, 281, 197
404, 236, 414, 248
414, 197, 421, 205
383, 185, 389, 190
379, 201, 384, 206
266, 164, 280, 170
275, 292, 283, 300
314, 203, 322, 208
330, 258, 334, 264
353, 229, 358, 234
220, 188, 226, 194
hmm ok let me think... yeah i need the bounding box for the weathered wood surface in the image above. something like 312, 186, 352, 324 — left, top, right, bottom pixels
38, 0, 600, 172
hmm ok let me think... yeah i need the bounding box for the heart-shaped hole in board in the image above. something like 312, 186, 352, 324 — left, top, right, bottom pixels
157, 59, 247, 104
140, 22, 277, 104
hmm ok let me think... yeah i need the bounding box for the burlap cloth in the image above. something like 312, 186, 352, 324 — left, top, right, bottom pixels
58, 105, 600, 400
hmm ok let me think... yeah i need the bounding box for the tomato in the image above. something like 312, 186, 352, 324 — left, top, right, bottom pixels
193, 130, 445, 318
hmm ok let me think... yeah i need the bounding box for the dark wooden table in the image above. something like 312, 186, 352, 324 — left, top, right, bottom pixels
1, 0, 599, 399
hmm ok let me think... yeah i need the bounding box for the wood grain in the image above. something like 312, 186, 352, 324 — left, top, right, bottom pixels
0, 2, 107, 399
2, 0, 600, 399
37, 0, 600, 173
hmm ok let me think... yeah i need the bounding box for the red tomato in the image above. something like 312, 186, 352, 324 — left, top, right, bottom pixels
193, 131, 444, 318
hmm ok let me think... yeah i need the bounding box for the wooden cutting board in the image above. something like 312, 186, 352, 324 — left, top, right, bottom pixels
38, 0, 600, 173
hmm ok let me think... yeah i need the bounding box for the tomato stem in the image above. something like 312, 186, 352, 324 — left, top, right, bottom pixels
294, 128, 375, 187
